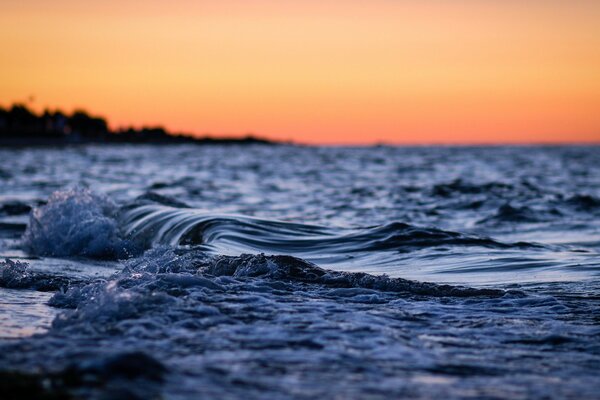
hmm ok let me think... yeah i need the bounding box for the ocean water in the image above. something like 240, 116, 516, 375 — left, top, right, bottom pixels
0, 144, 599, 399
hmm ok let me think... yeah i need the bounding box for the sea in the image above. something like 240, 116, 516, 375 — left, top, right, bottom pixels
0, 144, 599, 399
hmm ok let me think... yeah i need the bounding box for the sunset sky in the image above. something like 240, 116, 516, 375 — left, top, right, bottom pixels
1, 0, 599, 144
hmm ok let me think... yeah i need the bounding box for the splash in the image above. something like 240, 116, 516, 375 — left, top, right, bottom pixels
22, 188, 137, 259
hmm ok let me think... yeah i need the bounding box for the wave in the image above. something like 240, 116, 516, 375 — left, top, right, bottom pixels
22, 188, 138, 259
565, 194, 600, 212
18, 189, 540, 263
432, 179, 516, 197
477, 203, 554, 225
45, 248, 506, 322
120, 203, 537, 260
205, 252, 508, 297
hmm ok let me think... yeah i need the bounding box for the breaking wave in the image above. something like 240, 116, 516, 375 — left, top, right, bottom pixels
22, 188, 138, 259
120, 203, 538, 259
19, 188, 538, 266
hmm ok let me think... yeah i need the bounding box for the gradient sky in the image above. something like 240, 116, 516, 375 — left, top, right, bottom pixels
1, 0, 599, 144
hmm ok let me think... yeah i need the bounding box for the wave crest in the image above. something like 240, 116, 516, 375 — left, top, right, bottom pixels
121, 204, 534, 260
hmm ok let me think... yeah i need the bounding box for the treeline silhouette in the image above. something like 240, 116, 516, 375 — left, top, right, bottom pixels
0, 103, 272, 146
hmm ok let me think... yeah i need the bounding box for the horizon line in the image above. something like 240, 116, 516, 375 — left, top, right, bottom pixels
2, 100, 599, 147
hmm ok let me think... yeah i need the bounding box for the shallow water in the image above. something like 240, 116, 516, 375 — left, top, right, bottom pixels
0, 144, 599, 399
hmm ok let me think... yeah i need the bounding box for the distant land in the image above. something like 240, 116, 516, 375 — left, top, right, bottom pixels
0, 103, 274, 146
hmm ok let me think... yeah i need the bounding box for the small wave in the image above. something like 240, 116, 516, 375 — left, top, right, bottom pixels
206, 253, 507, 298
477, 203, 561, 225
22, 188, 138, 259
135, 191, 191, 208
48, 248, 506, 321
121, 204, 535, 261
565, 194, 600, 211
432, 179, 514, 197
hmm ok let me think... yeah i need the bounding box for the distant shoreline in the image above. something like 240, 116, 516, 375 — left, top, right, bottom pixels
0, 135, 276, 147
0, 103, 276, 147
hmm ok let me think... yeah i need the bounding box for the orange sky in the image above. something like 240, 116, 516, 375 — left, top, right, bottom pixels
1, 0, 599, 144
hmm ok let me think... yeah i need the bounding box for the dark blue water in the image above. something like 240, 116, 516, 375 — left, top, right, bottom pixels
0, 145, 599, 399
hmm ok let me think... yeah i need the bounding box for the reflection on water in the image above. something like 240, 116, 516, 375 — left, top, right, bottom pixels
0, 288, 57, 338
